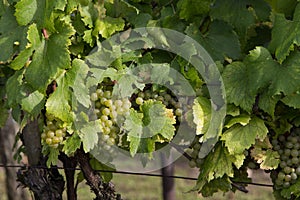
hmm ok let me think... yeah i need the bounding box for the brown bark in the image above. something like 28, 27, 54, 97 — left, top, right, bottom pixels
76, 148, 122, 200
59, 154, 77, 200
0, 112, 29, 200
17, 120, 65, 200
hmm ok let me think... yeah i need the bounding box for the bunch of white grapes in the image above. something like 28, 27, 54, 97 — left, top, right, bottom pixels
135, 90, 183, 120
272, 130, 300, 188
90, 86, 131, 149
41, 117, 67, 148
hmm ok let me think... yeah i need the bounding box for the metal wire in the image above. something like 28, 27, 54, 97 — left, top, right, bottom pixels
0, 164, 273, 187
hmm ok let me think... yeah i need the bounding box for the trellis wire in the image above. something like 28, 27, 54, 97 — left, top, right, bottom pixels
0, 164, 273, 188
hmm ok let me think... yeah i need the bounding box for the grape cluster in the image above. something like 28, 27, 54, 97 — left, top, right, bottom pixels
186, 136, 204, 168
272, 131, 300, 188
90, 86, 131, 149
135, 90, 183, 120
41, 117, 67, 148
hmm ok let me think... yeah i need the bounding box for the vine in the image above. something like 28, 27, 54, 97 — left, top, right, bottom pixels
1, 0, 300, 199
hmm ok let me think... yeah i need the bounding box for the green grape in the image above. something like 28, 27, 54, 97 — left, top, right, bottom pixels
101, 115, 109, 122
105, 120, 113, 127
284, 149, 291, 157
278, 135, 286, 142
275, 179, 283, 186
114, 99, 123, 107
296, 167, 300, 175
91, 93, 98, 101
284, 175, 292, 182
55, 129, 64, 137
291, 172, 298, 180
286, 142, 294, 149
41, 133, 47, 139
47, 131, 55, 138
277, 172, 286, 181
283, 182, 290, 188
52, 136, 60, 144
104, 99, 113, 107
96, 89, 104, 97
46, 138, 52, 145
138, 92, 145, 98
95, 101, 102, 109
284, 166, 292, 174
292, 157, 299, 165
136, 97, 144, 105
280, 161, 287, 168
175, 108, 183, 117
103, 90, 111, 98
102, 108, 110, 116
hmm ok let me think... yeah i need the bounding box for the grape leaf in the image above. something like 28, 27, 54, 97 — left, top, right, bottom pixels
185, 20, 241, 62
210, 0, 256, 44
6, 70, 25, 107
15, 0, 67, 29
266, 0, 297, 17
125, 101, 175, 157
25, 20, 75, 91
193, 143, 234, 192
177, 0, 210, 21
62, 133, 81, 156
223, 47, 276, 112
68, 59, 90, 108
21, 90, 45, 117
200, 176, 232, 197
95, 16, 125, 39
268, 51, 300, 96
269, 3, 300, 63
0, 6, 27, 62
79, 120, 101, 153
281, 92, 300, 108
10, 23, 40, 70
225, 114, 251, 128
221, 117, 268, 155
14, 0, 37, 26
46, 74, 73, 123
46, 148, 59, 167
193, 97, 211, 135
251, 148, 280, 170
125, 109, 143, 156
141, 100, 175, 140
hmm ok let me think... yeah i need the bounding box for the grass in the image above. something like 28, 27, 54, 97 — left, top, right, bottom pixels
0, 157, 276, 200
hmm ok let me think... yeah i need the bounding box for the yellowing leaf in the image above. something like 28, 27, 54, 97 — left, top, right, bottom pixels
221, 117, 268, 155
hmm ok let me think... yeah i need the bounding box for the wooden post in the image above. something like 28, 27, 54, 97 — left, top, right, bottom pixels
161, 154, 176, 200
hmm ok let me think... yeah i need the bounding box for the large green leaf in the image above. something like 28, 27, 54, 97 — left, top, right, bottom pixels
15, 0, 67, 29
0, 6, 27, 62
221, 117, 268, 155
25, 20, 75, 91
210, 0, 255, 43
269, 3, 300, 63
222, 46, 300, 113
185, 20, 241, 62
177, 0, 211, 21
